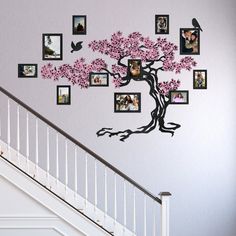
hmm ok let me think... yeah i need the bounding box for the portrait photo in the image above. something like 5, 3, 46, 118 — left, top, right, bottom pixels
18, 64, 37, 78
155, 15, 169, 34
42, 34, 63, 60
169, 90, 189, 104
89, 73, 109, 87
180, 28, 200, 55
73, 15, 87, 35
114, 93, 141, 112
193, 70, 207, 89
128, 59, 142, 79
57, 86, 71, 105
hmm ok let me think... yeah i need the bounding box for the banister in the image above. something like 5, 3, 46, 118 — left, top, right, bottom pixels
0, 86, 162, 204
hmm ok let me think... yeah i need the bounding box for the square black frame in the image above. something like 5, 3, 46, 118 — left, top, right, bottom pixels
89, 72, 109, 87
42, 33, 63, 60
114, 92, 141, 113
57, 85, 71, 105
18, 64, 38, 78
73, 15, 87, 35
193, 69, 207, 89
155, 15, 169, 34
169, 90, 189, 104
180, 28, 200, 55
127, 59, 143, 79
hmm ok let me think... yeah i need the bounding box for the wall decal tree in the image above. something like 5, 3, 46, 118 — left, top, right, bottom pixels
41, 31, 197, 141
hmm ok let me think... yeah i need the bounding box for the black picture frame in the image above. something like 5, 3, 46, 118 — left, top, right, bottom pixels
169, 90, 189, 104
57, 85, 71, 105
180, 28, 200, 55
89, 73, 109, 87
73, 15, 87, 35
18, 64, 38, 78
128, 59, 143, 79
114, 93, 141, 113
42, 33, 63, 60
193, 69, 207, 89
155, 15, 169, 34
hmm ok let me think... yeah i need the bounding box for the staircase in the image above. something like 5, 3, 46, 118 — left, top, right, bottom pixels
0, 86, 171, 236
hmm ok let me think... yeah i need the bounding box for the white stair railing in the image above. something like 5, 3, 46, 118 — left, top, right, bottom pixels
0, 86, 171, 236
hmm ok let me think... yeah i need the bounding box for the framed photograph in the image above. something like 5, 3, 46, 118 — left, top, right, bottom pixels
89, 73, 109, 87
169, 90, 189, 104
42, 33, 63, 60
193, 70, 207, 89
57, 86, 71, 105
180, 28, 200, 55
155, 15, 169, 34
18, 64, 37, 78
128, 59, 142, 79
114, 93, 141, 113
73, 15, 87, 35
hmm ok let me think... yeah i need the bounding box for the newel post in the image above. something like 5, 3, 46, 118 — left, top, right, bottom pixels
159, 192, 172, 236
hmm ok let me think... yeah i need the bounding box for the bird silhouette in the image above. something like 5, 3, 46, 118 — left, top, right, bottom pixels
71, 41, 83, 53
192, 18, 203, 31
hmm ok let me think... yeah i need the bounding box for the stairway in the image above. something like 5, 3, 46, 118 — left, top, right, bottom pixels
0, 86, 171, 236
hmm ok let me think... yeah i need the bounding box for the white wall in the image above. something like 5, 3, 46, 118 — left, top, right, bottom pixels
0, 0, 236, 236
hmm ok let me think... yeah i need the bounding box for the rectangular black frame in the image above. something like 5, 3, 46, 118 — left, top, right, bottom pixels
89, 72, 109, 87
180, 28, 200, 55
73, 15, 87, 35
127, 59, 143, 79
18, 64, 38, 78
169, 90, 189, 104
42, 33, 63, 60
155, 15, 169, 34
114, 92, 141, 113
193, 69, 207, 89
57, 85, 71, 105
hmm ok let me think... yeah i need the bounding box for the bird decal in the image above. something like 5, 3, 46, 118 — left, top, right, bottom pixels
71, 41, 83, 53
192, 18, 203, 31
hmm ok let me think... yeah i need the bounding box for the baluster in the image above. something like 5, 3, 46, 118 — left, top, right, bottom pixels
65, 140, 68, 197
17, 106, 20, 165
94, 159, 98, 216
114, 173, 117, 233
74, 147, 78, 201
26, 112, 29, 173
123, 179, 127, 235
35, 118, 39, 178
7, 99, 10, 159
144, 195, 147, 236
85, 153, 88, 209
153, 200, 156, 236
46, 127, 50, 187
104, 166, 108, 225
133, 186, 136, 235
56, 133, 59, 185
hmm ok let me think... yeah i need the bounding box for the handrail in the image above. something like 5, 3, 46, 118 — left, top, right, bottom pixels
0, 86, 162, 204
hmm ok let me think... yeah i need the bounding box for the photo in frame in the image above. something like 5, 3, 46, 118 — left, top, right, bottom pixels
193, 70, 207, 89
89, 73, 109, 87
128, 59, 142, 79
18, 64, 37, 78
169, 90, 189, 104
57, 85, 71, 105
180, 28, 200, 55
73, 15, 87, 35
42, 33, 63, 60
114, 93, 141, 112
155, 15, 169, 34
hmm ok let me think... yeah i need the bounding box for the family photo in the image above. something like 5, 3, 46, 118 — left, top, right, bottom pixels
193, 70, 207, 89
57, 86, 71, 105
73, 15, 87, 34
89, 73, 109, 86
114, 93, 141, 112
170, 91, 189, 104
155, 15, 169, 34
128, 59, 142, 79
18, 64, 37, 78
180, 28, 200, 55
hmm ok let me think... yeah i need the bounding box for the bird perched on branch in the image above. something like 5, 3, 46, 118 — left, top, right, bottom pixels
192, 18, 203, 31
71, 41, 83, 53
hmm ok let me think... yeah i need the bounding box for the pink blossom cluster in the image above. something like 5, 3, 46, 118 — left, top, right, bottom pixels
111, 64, 127, 75
113, 77, 123, 88
158, 79, 181, 96
41, 58, 107, 88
